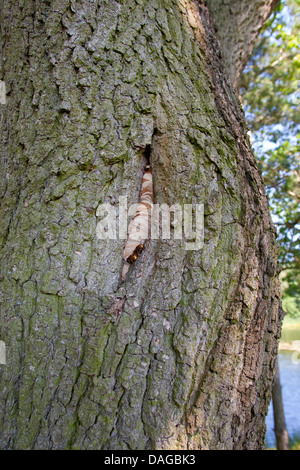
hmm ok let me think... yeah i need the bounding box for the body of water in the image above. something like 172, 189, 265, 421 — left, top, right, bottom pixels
265, 324, 300, 448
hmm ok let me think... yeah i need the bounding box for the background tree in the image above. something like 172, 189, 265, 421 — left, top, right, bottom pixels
0, 0, 282, 450
240, 0, 300, 317
272, 358, 290, 450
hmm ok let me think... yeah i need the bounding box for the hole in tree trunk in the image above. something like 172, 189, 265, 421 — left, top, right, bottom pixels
144, 144, 151, 168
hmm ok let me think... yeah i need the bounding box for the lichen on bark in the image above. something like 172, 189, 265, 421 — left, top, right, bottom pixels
0, 0, 282, 450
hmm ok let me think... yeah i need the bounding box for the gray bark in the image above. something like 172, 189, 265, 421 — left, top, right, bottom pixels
0, 0, 282, 450
206, 0, 280, 88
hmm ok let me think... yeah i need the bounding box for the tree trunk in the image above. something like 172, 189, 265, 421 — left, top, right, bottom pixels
206, 0, 280, 88
0, 0, 282, 450
272, 360, 290, 450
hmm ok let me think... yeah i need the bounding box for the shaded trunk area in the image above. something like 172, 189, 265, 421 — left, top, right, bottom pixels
0, 0, 282, 449
206, 0, 280, 88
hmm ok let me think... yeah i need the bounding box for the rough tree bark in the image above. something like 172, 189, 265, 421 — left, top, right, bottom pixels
0, 0, 282, 450
206, 0, 280, 88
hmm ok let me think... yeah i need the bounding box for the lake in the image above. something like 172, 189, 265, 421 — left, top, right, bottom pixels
265, 323, 300, 448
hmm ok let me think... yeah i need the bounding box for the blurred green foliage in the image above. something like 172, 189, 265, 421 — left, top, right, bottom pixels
240, 0, 300, 317
281, 269, 300, 317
